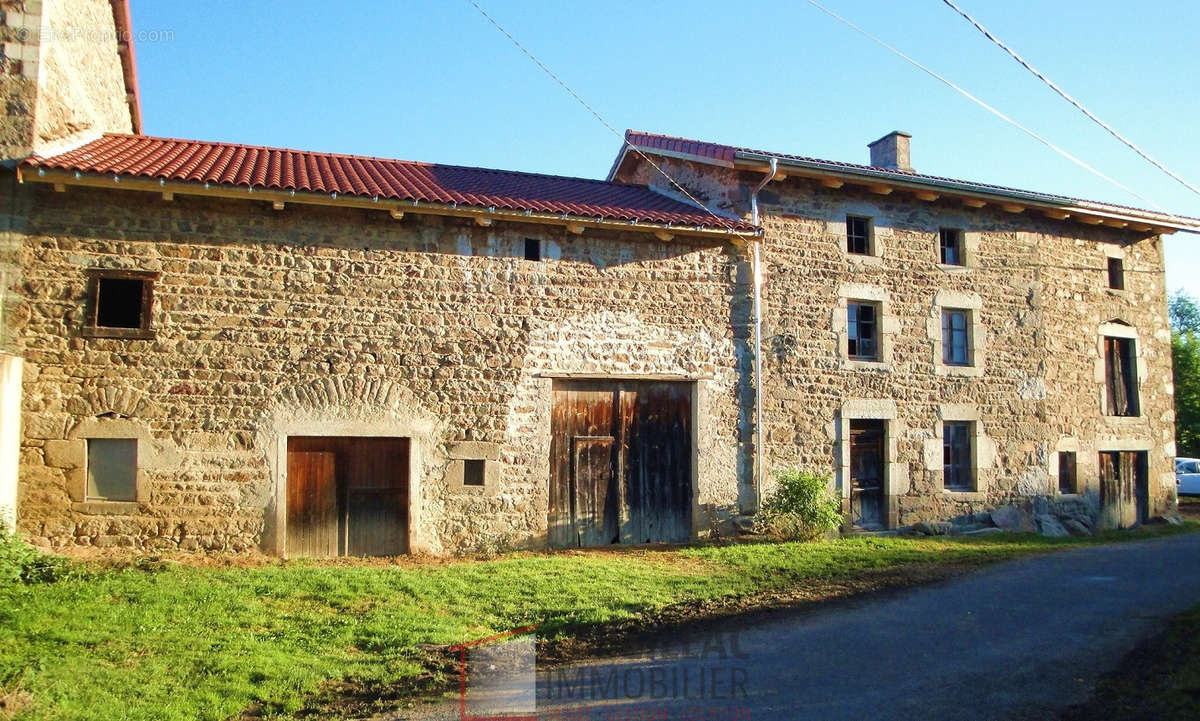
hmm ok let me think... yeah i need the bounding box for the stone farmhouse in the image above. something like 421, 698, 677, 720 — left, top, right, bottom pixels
1, 1, 1197, 555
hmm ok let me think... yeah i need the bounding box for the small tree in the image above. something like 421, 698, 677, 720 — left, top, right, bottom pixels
757, 470, 842, 541
1172, 292, 1200, 457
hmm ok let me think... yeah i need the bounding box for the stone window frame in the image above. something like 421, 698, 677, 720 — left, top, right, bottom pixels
446, 441, 501, 496
932, 216, 981, 271
835, 400, 909, 530
927, 289, 986, 377
1101, 245, 1129, 298
826, 202, 890, 265
923, 404, 995, 501
834, 284, 898, 371
1050, 438, 1084, 497
1095, 321, 1144, 420
53, 418, 156, 515
82, 268, 159, 340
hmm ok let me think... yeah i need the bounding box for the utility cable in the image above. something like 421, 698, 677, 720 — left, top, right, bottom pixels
941, 0, 1200, 200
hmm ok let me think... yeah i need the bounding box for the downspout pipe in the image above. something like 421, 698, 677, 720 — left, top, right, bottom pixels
748, 157, 777, 515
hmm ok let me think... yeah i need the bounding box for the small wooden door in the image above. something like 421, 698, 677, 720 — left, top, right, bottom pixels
1099, 451, 1148, 529
286, 451, 338, 557
549, 380, 692, 548
849, 420, 885, 530
286, 437, 409, 557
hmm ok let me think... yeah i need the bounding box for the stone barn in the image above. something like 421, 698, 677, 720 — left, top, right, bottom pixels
0, 1, 1196, 556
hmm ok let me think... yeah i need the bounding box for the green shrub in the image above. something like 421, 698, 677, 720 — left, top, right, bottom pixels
757, 470, 842, 541
0, 527, 75, 584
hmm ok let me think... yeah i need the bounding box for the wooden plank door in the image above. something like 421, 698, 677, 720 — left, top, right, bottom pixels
549, 384, 618, 547
622, 382, 692, 544
550, 380, 693, 548
344, 438, 410, 557
286, 450, 338, 557
1100, 451, 1145, 529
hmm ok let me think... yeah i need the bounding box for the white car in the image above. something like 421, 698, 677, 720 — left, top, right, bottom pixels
1177, 458, 1200, 496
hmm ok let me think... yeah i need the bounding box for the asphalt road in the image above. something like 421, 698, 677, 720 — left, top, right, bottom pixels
393, 532, 1200, 721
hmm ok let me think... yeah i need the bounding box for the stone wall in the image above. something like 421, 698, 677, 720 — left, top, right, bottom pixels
1, 0, 132, 161
619, 156, 1176, 526
11, 184, 752, 553
34, 0, 132, 154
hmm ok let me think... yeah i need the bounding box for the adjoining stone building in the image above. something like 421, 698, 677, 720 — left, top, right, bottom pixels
2, 2, 1197, 555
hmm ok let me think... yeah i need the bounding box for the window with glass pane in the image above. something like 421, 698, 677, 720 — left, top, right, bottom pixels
943, 421, 973, 491
848, 301, 878, 360
846, 216, 871, 255
942, 309, 971, 365
939, 228, 963, 265
86, 438, 137, 502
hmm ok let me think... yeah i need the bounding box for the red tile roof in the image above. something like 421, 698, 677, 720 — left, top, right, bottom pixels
24, 134, 755, 233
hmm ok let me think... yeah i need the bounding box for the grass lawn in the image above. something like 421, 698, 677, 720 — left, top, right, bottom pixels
0, 525, 1194, 721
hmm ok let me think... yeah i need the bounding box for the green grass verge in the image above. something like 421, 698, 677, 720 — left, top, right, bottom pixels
0, 524, 1193, 721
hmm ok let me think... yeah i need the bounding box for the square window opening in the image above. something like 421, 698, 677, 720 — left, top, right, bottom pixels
943, 421, 974, 492
846, 216, 872, 255
941, 309, 972, 366
524, 238, 541, 262
1058, 451, 1077, 494
847, 301, 879, 361
939, 228, 964, 265
463, 459, 486, 487
86, 438, 137, 502
85, 270, 156, 338
1104, 336, 1139, 416
96, 277, 146, 329
1107, 257, 1125, 290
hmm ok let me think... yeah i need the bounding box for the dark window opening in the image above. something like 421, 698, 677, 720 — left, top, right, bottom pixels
1107, 257, 1125, 290
848, 301, 878, 361
86, 438, 137, 502
940, 228, 964, 265
943, 421, 974, 491
84, 270, 156, 339
1104, 336, 1139, 416
97, 278, 145, 328
846, 216, 872, 255
524, 238, 541, 262
1058, 451, 1077, 494
942, 309, 971, 366
463, 459, 486, 487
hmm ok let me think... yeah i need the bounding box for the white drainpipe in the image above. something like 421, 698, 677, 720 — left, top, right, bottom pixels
748, 158, 777, 515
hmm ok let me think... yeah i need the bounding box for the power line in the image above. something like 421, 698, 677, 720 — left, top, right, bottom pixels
464, 0, 755, 244
803, 0, 1166, 213
940, 0, 1200, 200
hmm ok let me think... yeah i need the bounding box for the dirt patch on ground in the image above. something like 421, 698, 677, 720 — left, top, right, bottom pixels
1177, 497, 1200, 521
1058, 604, 1200, 721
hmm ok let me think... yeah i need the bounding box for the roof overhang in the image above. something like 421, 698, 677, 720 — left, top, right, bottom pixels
18, 166, 759, 245
109, 0, 142, 134
612, 141, 1200, 235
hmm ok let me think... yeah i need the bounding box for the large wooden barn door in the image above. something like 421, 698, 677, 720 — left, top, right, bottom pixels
286, 437, 409, 557
549, 380, 692, 548
286, 451, 338, 557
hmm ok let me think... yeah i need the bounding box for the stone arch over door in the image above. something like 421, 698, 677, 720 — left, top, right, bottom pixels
256, 377, 442, 556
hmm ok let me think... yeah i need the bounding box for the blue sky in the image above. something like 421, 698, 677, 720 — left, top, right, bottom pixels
131, 0, 1200, 297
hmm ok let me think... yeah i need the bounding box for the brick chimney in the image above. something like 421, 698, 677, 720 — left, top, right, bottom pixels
868, 131, 912, 171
